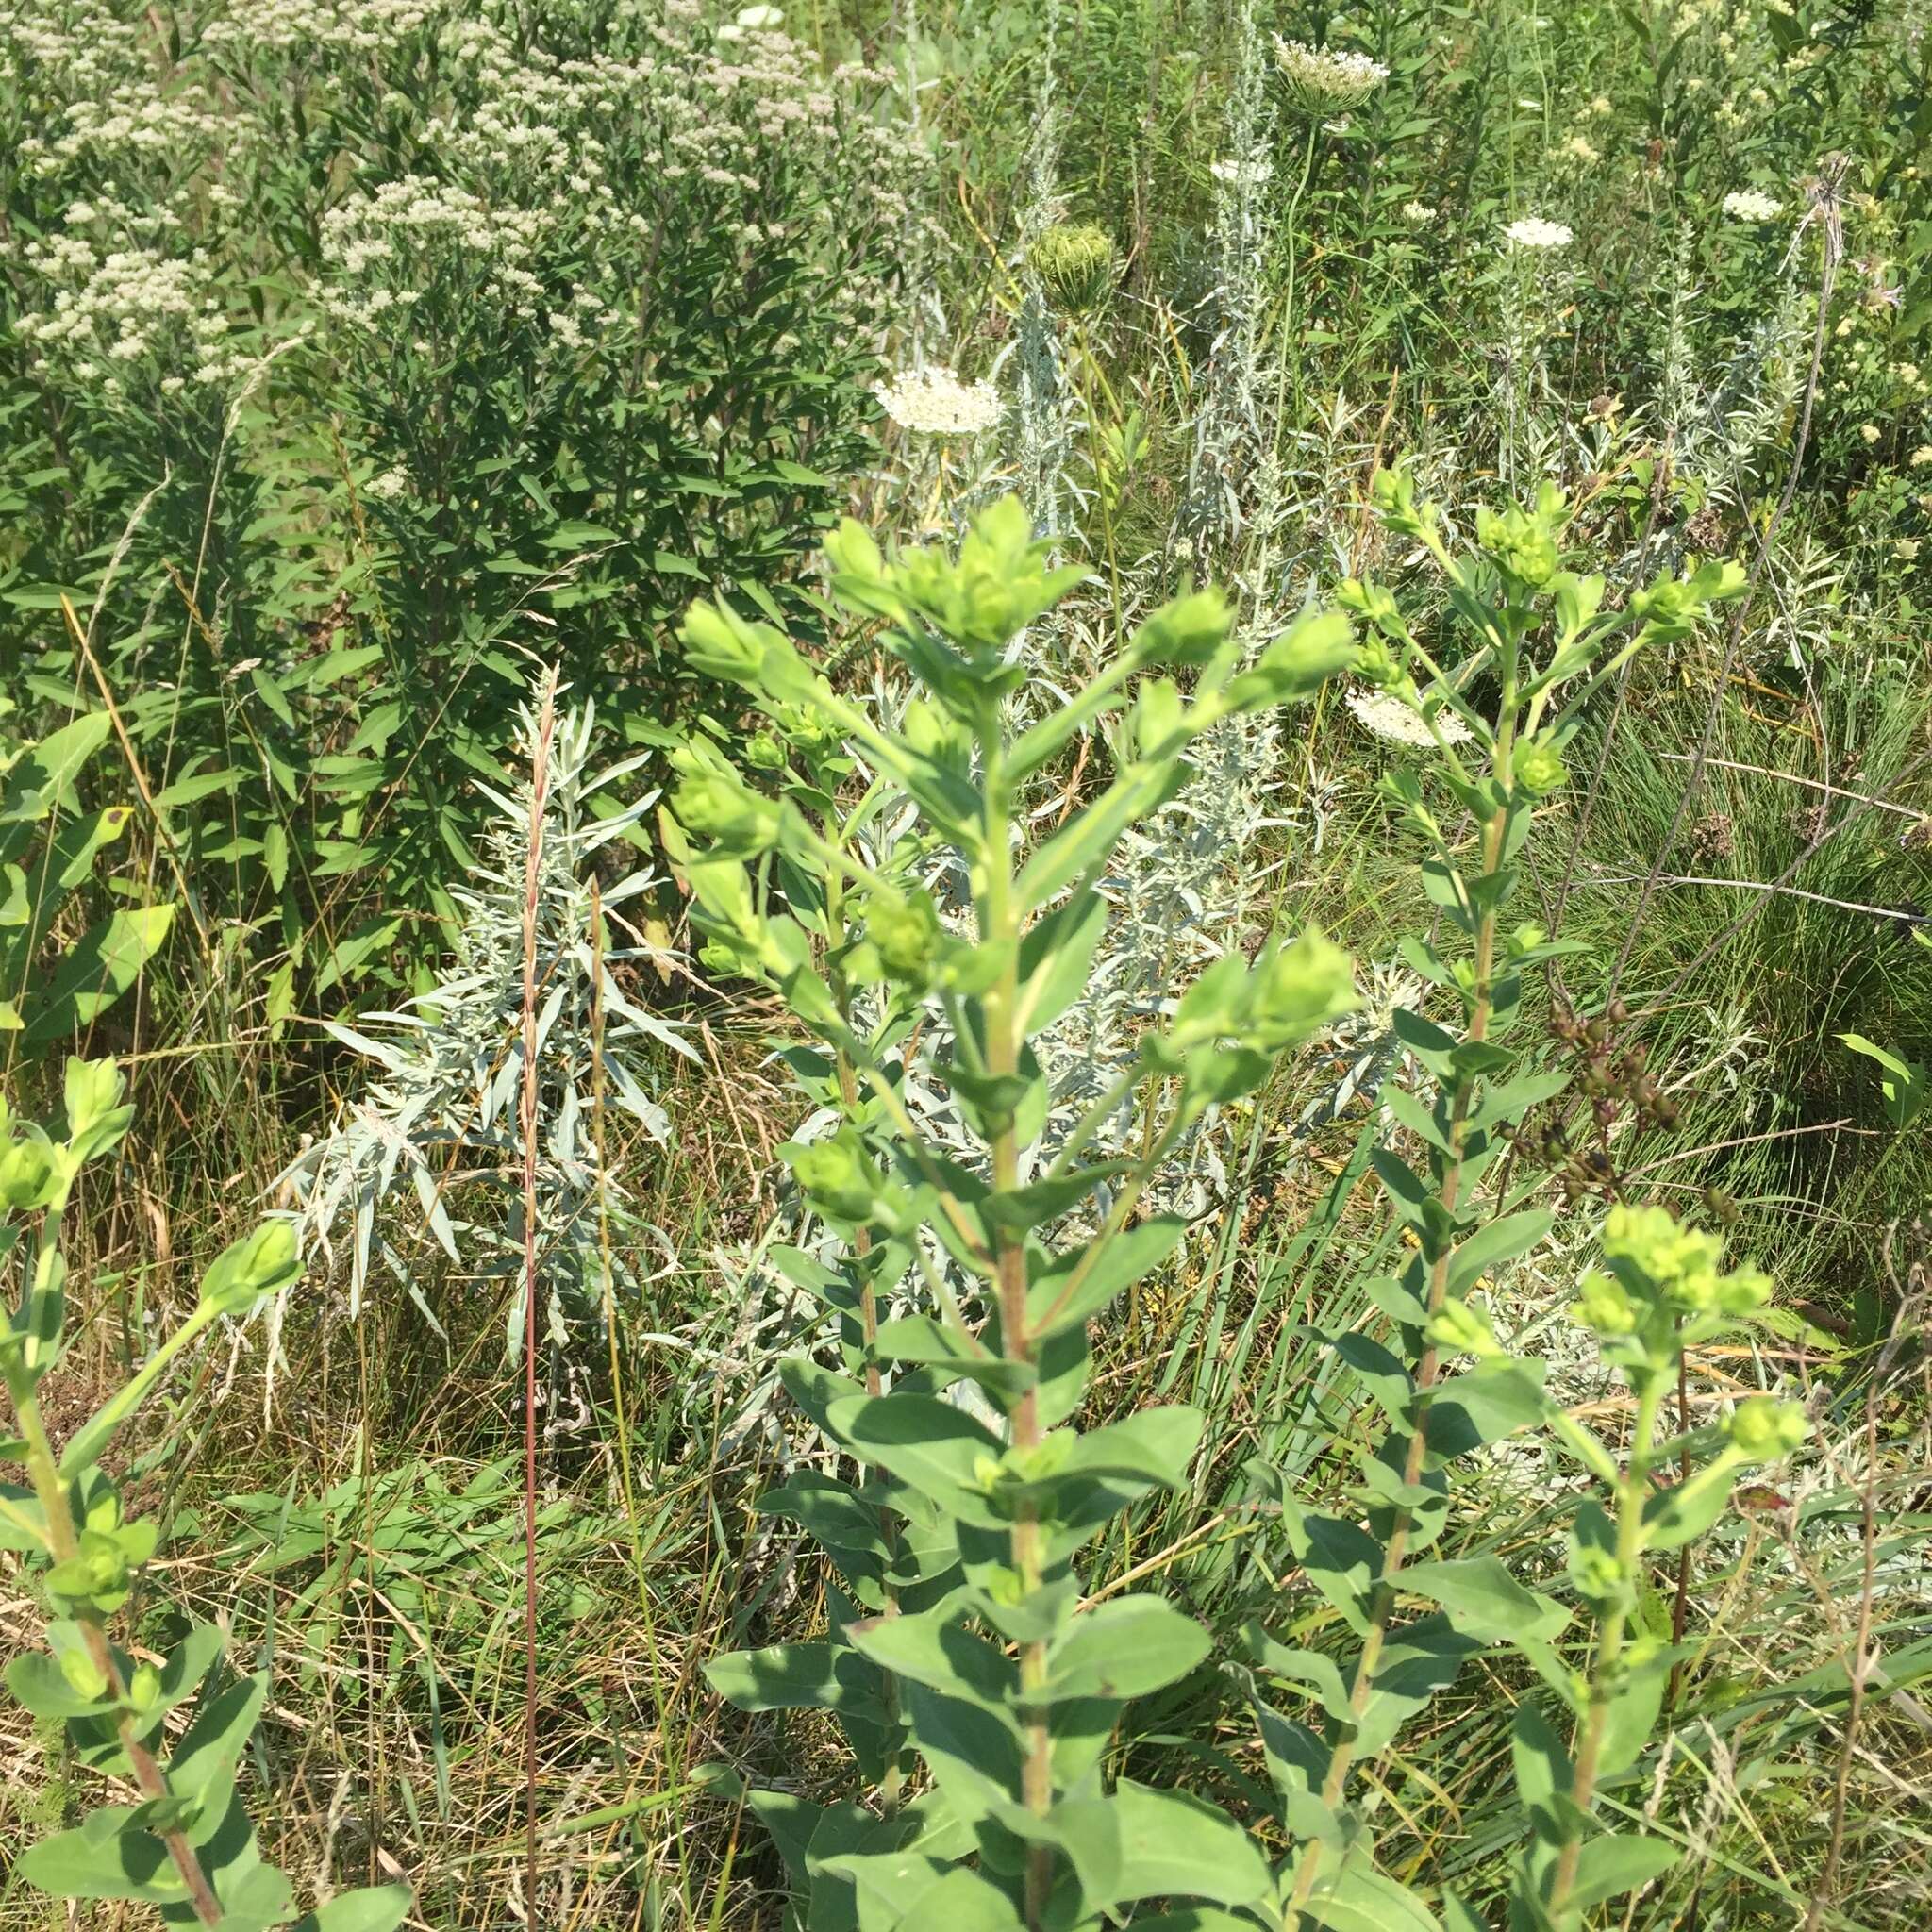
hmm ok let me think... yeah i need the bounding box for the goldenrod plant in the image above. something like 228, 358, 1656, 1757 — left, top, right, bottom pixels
1246, 471, 1796, 1929
675, 498, 1357, 1926
0, 1058, 410, 1929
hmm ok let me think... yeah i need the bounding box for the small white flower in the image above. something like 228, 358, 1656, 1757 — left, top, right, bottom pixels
1561, 134, 1600, 163
1858, 424, 1881, 446
1401, 200, 1435, 224
1346, 689, 1473, 747
874, 366, 1003, 436
1504, 215, 1573, 250
1272, 36, 1389, 109
1722, 190, 1781, 223
365, 464, 411, 501
1210, 156, 1274, 187
1910, 445, 1932, 468
735, 4, 784, 25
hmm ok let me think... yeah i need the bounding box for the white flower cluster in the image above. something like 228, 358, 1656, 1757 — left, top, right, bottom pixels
1272, 35, 1390, 108
874, 368, 1004, 436
1504, 214, 1574, 250
14, 208, 249, 399
1345, 689, 1474, 747
1722, 190, 1782, 223
319, 175, 561, 326
200, 0, 441, 57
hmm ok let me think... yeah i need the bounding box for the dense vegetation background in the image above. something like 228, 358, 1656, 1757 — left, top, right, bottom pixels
1, 0, 1928, 1927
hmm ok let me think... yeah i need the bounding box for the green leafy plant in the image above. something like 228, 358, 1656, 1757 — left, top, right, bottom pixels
0, 1057, 410, 1931
0, 706, 173, 1051
679, 496, 1359, 1926
1241, 470, 1808, 1929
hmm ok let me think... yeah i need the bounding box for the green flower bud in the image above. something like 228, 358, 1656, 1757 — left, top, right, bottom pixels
1425, 1297, 1500, 1359
1712, 1264, 1773, 1317
1335, 576, 1402, 628
698, 938, 751, 977
200, 1218, 301, 1317
867, 888, 941, 986
128, 1662, 161, 1711
0, 1131, 56, 1212
47, 1530, 130, 1611
1029, 222, 1118, 313
785, 1130, 878, 1224
1132, 589, 1232, 669
1476, 503, 1560, 588
742, 729, 786, 771
669, 765, 782, 858
1514, 738, 1569, 798
1573, 1270, 1638, 1337
1567, 1540, 1628, 1606
1730, 1395, 1806, 1461
63, 1057, 130, 1158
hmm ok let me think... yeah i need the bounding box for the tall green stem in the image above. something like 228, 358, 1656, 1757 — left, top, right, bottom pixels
1287, 769, 1514, 1923
978, 735, 1054, 1927
1544, 1375, 1661, 1921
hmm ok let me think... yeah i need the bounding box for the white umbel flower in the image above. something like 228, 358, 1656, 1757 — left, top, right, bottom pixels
1273, 36, 1390, 109
874, 367, 1003, 436
1346, 689, 1473, 747
1503, 215, 1574, 250
1721, 190, 1781, 223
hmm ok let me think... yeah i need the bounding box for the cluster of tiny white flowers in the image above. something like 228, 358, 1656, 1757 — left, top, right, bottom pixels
1504, 214, 1574, 251
1401, 200, 1436, 224
1346, 689, 1474, 747
14, 207, 249, 398
1272, 36, 1390, 108
364, 464, 411, 502
319, 176, 559, 325
1560, 134, 1601, 164
1722, 190, 1782, 223
874, 368, 1004, 437
200, 0, 441, 58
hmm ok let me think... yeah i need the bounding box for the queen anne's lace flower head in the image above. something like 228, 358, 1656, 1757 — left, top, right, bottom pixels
1272, 36, 1390, 110
1721, 190, 1781, 223
1504, 215, 1574, 250
874, 367, 1003, 436
1346, 689, 1474, 747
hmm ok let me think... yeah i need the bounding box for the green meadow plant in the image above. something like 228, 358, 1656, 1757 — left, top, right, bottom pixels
0, 706, 174, 1055
0, 1058, 410, 1930
675, 476, 1816, 1929
677, 498, 1359, 1926
1245, 471, 1807, 1929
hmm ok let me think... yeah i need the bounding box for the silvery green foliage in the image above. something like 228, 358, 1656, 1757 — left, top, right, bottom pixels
279, 685, 691, 1367
1179, 0, 1276, 558
1006, 0, 1077, 545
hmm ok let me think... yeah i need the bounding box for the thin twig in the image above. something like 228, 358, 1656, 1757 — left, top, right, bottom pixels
518, 668, 559, 1925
